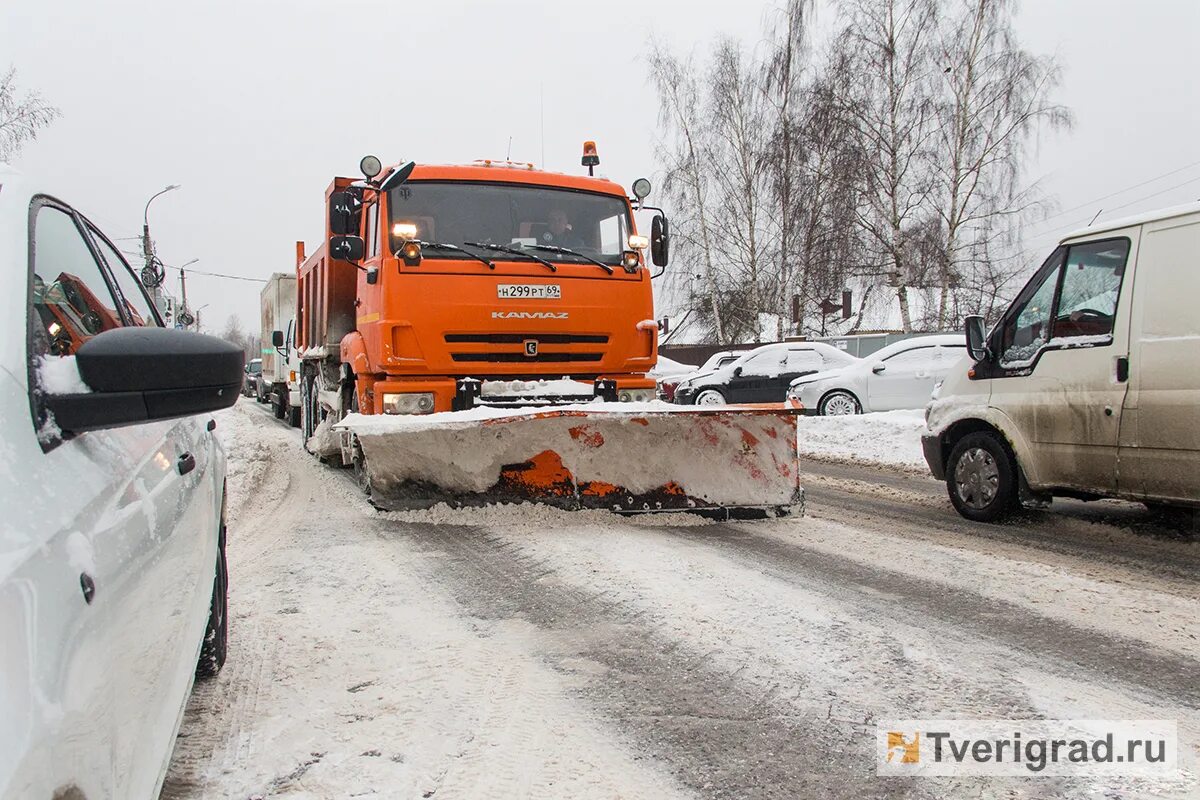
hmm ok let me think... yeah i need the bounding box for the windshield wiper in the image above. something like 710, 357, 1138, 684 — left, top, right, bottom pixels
527, 244, 614, 275
464, 242, 557, 272
417, 241, 496, 269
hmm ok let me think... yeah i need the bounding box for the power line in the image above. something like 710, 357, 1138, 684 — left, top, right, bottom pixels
163, 264, 269, 283
1028, 158, 1200, 230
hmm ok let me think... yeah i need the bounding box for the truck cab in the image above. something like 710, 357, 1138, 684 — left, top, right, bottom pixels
296, 151, 669, 428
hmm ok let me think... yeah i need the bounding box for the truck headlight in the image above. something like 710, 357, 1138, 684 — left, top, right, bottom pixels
382, 392, 436, 415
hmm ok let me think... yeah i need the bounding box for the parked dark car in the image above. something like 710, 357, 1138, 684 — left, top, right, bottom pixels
673, 342, 858, 405
243, 357, 262, 398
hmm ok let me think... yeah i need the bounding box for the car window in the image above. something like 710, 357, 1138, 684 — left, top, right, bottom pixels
86, 223, 161, 327
1000, 247, 1065, 365
1053, 240, 1128, 340
740, 350, 785, 375
883, 347, 934, 367
32, 204, 125, 358
785, 350, 823, 372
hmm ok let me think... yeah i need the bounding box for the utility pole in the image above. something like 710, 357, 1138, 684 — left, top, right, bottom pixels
141, 184, 180, 317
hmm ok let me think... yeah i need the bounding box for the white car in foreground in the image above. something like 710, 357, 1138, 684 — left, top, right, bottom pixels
0, 167, 244, 799
788, 334, 967, 415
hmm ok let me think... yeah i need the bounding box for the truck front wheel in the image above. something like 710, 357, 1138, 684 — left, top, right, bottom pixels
946, 431, 1019, 522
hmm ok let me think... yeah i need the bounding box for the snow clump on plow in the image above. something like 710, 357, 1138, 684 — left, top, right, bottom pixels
335, 402, 803, 518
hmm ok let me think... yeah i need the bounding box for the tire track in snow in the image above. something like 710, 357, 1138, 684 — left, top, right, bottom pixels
661, 522, 1200, 709
393, 522, 932, 800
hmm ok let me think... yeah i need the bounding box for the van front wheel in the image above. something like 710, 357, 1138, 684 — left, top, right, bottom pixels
946, 431, 1019, 522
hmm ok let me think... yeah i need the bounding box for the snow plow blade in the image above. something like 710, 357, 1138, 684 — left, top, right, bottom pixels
336, 407, 802, 517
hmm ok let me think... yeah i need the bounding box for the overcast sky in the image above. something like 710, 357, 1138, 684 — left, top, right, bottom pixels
4, 0, 1198, 334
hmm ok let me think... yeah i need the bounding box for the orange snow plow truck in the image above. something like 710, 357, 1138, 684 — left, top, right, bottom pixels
295, 147, 802, 516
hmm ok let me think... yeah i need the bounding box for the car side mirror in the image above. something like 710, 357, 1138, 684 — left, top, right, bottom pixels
871, 363, 886, 374
733, 366, 743, 377
42, 327, 244, 436
330, 235, 365, 262
650, 214, 670, 267
271, 330, 284, 348
965, 314, 989, 361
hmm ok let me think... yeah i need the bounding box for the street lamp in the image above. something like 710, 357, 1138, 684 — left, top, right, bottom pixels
141, 184, 180, 290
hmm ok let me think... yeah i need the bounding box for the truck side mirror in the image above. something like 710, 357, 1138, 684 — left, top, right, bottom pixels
965, 315, 989, 361
271, 330, 284, 348
651, 215, 670, 267
329, 191, 358, 235
330, 235, 365, 262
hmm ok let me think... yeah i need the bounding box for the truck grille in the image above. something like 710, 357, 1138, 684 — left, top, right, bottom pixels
445, 333, 608, 344
445, 332, 607, 364
450, 352, 603, 363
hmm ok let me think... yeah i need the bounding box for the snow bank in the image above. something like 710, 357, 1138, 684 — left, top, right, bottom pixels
38, 355, 90, 394
794, 409, 927, 470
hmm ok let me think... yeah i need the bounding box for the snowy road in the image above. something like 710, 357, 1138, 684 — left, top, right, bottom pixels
161, 400, 1198, 799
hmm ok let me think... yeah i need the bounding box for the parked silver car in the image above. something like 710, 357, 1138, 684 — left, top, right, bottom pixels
788, 334, 967, 415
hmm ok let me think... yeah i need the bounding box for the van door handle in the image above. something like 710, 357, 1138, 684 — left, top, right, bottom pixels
1116, 356, 1130, 383
177, 452, 196, 476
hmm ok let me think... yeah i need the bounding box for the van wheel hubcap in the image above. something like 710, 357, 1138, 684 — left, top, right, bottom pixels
954, 447, 1000, 509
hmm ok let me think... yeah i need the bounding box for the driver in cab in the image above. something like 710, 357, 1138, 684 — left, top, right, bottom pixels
541, 209, 583, 248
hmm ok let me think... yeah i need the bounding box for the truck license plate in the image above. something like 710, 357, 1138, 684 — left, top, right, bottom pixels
497, 284, 561, 299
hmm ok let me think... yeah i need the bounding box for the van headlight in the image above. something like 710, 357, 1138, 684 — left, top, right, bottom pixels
382, 392, 436, 414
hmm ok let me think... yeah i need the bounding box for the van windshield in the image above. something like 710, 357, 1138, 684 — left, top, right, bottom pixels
388, 182, 631, 266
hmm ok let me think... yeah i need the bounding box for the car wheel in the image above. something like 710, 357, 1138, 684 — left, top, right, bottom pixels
946, 431, 1019, 522
196, 509, 228, 679
695, 388, 726, 406
819, 390, 861, 416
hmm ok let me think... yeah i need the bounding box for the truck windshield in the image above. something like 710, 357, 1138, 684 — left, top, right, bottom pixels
388, 182, 631, 267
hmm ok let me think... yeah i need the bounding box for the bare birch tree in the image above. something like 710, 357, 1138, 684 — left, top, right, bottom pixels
834, 0, 939, 332
0, 67, 60, 162
648, 47, 730, 343
930, 0, 1072, 326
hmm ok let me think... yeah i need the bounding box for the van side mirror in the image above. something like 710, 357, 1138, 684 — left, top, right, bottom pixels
42, 328, 243, 436
650, 214, 670, 267
330, 235, 365, 262
271, 330, 284, 348
965, 315, 989, 361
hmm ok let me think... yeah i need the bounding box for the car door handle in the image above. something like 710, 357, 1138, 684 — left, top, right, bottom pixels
177, 452, 196, 476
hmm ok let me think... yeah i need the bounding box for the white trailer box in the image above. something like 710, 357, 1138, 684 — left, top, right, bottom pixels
261, 272, 301, 426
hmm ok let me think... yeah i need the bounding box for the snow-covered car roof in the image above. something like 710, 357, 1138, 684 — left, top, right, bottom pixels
866, 333, 966, 361
649, 355, 697, 378
728, 340, 851, 367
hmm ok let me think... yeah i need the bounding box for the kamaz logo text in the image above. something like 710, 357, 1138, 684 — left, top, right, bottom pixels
491, 311, 569, 320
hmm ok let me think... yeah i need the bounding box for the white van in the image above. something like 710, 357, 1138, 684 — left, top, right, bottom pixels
924, 201, 1199, 521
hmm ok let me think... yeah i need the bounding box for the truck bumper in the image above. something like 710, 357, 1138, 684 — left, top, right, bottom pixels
922, 432, 945, 480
